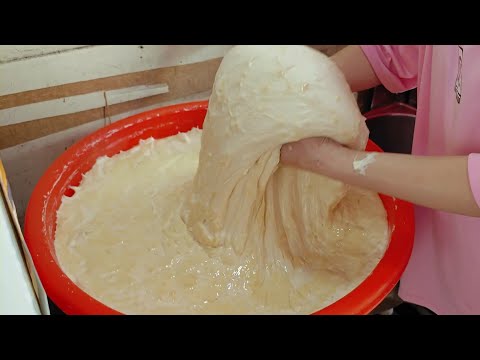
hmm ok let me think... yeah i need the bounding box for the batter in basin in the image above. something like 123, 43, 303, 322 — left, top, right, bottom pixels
54, 45, 390, 314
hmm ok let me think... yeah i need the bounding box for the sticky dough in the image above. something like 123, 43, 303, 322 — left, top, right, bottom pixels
54, 45, 390, 315
183, 45, 372, 272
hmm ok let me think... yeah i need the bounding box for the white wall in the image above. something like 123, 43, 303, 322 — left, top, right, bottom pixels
0, 192, 42, 314
0, 45, 89, 63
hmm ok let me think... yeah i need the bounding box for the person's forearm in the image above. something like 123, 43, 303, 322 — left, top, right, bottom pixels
300, 143, 480, 217
330, 45, 381, 93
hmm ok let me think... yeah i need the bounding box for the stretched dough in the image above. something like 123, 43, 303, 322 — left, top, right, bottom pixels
183, 45, 370, 274
53, 45, 389, 314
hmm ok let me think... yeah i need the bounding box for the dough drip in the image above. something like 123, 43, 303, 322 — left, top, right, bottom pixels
183, 45, 372, 274
54, 45, 390, 315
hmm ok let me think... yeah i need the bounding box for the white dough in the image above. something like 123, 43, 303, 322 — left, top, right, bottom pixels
54, 45, 390, 315
183, 45, 378, 272
353, 153, 377, 176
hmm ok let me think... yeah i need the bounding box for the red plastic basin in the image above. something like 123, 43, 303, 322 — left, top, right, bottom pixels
24, 100, 414, 315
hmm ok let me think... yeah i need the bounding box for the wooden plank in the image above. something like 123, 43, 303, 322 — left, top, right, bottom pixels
0, 58, 221, 149
0, 58, 219, 110
108, 90, 212, 124
0, 45, 232, 97
106, 84, 169, 105
0, 84, 169, 126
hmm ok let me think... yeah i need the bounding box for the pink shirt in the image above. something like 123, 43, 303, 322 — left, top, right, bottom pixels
361, 45, 480, 314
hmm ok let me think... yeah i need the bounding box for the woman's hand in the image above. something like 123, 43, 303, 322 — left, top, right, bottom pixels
280, 138, 480, 218
280, 137, 348, 174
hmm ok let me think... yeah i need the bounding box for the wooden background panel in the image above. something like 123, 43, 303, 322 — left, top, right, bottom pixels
0, 58, 222, 149
0, 59, 207, 110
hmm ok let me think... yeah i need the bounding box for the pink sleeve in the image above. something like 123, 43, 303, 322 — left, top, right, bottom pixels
360, 45, 420, 93
468, 154, 480, 208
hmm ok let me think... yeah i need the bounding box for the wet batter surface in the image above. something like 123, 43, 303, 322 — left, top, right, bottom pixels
55, 128, 389, 315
